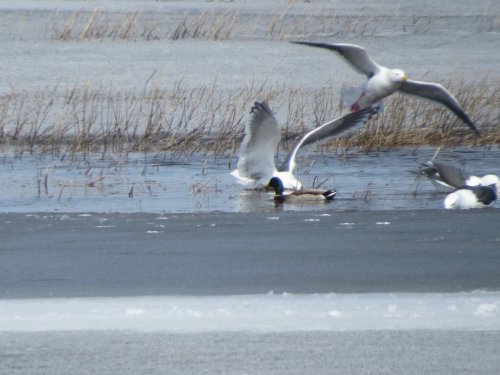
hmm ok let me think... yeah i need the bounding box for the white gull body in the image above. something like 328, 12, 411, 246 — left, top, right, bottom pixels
231, 101, 378, 189
444, 185, 497, 210
292, 42, 480, 136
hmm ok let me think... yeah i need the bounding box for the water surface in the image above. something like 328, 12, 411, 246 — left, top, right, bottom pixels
0, 146, 498, 213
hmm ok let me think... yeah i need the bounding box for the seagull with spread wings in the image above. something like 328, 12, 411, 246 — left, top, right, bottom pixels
231, 101, 379, 189
292, 41, 480, 136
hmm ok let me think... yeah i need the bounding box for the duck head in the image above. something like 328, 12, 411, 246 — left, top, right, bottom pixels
267, 177, 285, 195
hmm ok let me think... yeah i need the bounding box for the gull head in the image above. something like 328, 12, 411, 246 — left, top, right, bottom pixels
388, 69, 408, 83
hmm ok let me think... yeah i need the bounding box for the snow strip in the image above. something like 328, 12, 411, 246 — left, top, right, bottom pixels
1, 291, 499, 332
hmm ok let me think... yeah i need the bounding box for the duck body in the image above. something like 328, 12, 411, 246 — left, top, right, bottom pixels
267, 177, 336, 203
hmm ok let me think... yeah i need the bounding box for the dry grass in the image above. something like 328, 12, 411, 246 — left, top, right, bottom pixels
50, 9, 142, 41
0, 77, 498, 160
170, 11, 240, 41
0, 80, 281, 158
49, 9, 241, 41
46, 6, 498, 42
47, 8, 380, 41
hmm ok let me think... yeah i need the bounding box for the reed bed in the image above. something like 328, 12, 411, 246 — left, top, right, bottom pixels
46, 6, 495, 42
0, 78, 498, 160
49, 9, 242, 41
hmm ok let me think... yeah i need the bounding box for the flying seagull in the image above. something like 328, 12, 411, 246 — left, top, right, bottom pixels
231, 101, 379, 189
292, 41, 480, 136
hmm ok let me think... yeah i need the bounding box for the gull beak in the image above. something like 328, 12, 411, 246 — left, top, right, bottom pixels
402, 75, 409, 82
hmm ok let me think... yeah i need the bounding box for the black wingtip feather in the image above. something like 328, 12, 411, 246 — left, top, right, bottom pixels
322, 190, 337, 200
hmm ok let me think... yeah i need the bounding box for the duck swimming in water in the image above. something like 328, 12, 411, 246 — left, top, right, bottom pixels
267, 176, 337, 204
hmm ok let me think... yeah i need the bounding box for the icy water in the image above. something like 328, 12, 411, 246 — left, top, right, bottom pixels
2, 292, 500, 332
0, 146, 498, 213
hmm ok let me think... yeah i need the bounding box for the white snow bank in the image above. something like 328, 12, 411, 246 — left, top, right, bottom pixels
1, 291, 499, 332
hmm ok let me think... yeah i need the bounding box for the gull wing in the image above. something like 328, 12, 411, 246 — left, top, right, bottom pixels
398, 80, 480, 135
292, 41, 380, 77
234, 101, 280, 183
420, 161, 469, 188
433, 162, 471, 188
281, 106, 379, 173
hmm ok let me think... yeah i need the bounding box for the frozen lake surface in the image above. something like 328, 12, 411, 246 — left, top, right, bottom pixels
1, 209, 499, 372
2, 292, 499, 332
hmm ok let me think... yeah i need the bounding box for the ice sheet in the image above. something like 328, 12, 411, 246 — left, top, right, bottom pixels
1, 291, 499, 332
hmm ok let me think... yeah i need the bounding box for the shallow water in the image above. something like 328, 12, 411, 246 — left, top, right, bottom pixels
0, 146, 498, 213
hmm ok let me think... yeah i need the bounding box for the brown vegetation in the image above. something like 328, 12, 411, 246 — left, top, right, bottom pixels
0, 78, 498, 160
49, 9, 242, 41
23, 5, 495, 161
47, 6, 497, 42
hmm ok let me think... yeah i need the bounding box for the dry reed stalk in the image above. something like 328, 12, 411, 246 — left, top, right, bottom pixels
0, 78, 498, 160
51, 8, 144, 41
79, 9, 100, 40
169, 10, 239, 41
46, 5, 498, 42
46, 7, 377, 42
50, 8, 241, 41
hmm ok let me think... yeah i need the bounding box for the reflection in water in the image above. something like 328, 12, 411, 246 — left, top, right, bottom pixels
237, 189, 271, 212
0, 147, 498, 213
